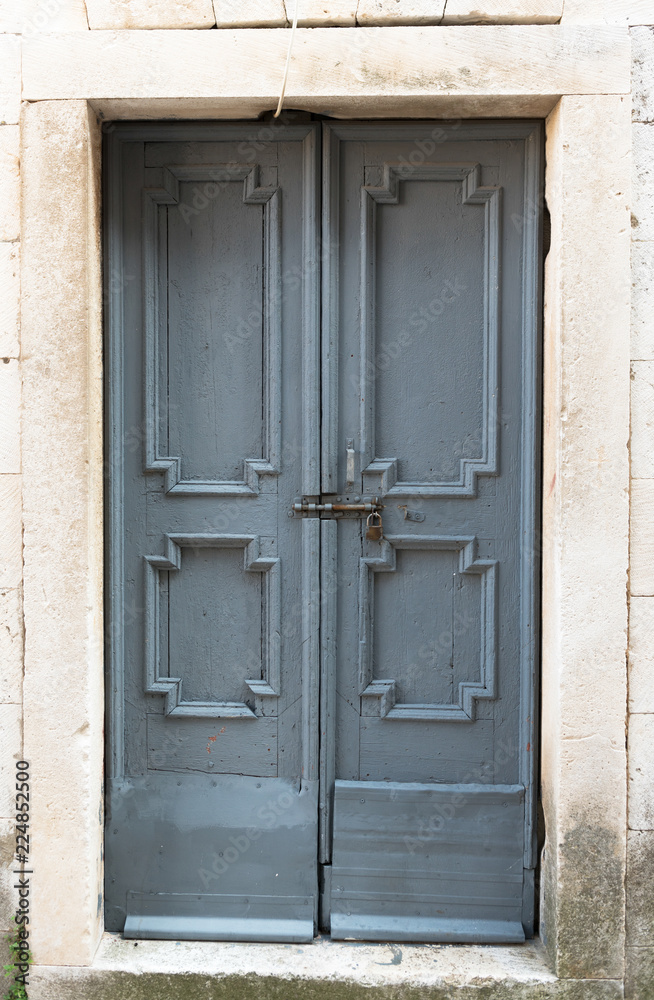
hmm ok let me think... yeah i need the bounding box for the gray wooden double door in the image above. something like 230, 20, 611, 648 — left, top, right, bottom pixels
105, 120, 542, 944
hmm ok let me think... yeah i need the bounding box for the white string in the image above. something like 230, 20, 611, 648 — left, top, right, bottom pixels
274, 0, 300, 118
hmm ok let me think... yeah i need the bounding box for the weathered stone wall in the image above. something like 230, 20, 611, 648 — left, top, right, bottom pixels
0, 2, 653, 997
627, 22, 654, 1000
0, 8, 22, 979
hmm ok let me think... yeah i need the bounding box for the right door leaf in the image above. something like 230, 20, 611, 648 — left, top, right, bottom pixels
321, 121, 543, 943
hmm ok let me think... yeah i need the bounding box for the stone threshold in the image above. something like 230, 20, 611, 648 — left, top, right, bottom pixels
28, 934, 623, 999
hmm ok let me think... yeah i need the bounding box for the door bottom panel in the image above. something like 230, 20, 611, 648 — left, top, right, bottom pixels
330, 915, 525, 944
125, 892, 315, 943
330, 780, 526, 943
105, 774, 319, 938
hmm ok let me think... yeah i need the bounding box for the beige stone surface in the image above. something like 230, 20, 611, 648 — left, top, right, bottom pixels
442, 1, 562, 24
632, 242, 654, 360
633, 123, 654, 242
43, 934, 561, 986
0, 475, 21, 589
0, 0, 88, 32
295, 1, 357, 25
629, 714, 654, 829
214, 0, 287, 27
0, 359, 20, 473
0, 1, 22, 32
562, 0, 654, 23
86, 0, 214, 29
22, 0, 89, 33
357, 1, 445, 25
629, 598, 654, 713
631, 362, 654, 479
0, 36, 20, 125
0, 126, 19, 242
92, 93, 563, 119
630, 479, 654, 595
540, 96, 630, 980
631, 2, 654, 24
0, 704, 21, 816
21, 27, 631, 102
21, 100, 104, 966
0, 243, 19, 358
632, 26, 654, 123
0, 587, 22, 706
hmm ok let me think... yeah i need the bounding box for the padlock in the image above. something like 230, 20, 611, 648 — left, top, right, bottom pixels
366, 511, 383, 541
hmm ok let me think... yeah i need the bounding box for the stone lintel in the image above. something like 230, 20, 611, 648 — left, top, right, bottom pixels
22, 26, 630, 104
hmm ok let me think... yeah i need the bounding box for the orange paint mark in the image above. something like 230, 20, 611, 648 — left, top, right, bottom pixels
526, 743, 531, 752
206, 728, 226, 752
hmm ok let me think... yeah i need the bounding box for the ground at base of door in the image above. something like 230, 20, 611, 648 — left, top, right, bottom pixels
26, 934, 623, 999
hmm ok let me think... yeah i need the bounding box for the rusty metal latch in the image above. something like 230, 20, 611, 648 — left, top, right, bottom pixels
291, 496, 383, 518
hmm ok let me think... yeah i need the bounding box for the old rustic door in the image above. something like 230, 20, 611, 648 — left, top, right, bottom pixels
104, 119, 542, 944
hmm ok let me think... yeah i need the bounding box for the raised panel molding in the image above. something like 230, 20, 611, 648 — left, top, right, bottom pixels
144, 533, 280, 718
358, 536, 498, 721
142, 165, 282, 495
360, 163, 501, 498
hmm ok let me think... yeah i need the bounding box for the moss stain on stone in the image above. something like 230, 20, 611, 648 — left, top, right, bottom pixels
625, 832, 654, 997
27, 968, 626, 1000
556, 823, 624, 981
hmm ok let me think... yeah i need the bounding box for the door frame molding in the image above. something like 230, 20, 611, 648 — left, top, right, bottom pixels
19, 25, 630, 986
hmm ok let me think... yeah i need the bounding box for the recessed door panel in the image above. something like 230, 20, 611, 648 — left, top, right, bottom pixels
166, 175, 267, 483
373, 175, 487, 486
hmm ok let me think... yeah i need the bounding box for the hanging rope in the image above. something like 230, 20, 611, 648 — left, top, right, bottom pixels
274, 0, 300, 118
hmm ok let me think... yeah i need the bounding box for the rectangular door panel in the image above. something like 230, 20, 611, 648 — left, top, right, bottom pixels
146, 715, 278, 776
357, 720, 494, 783
322, 121, 542, 941
105, 123, 321, 941
372, 172, 488, 489
165, 170, 268, 484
